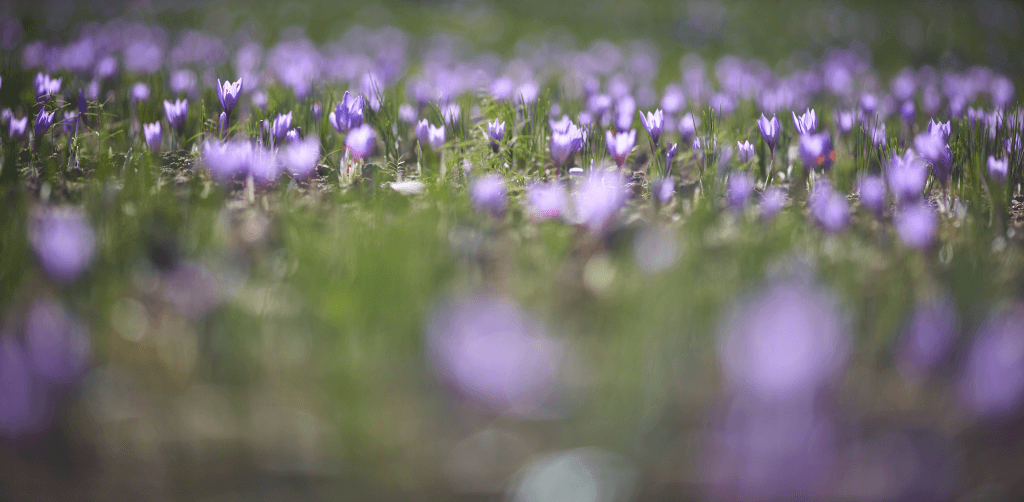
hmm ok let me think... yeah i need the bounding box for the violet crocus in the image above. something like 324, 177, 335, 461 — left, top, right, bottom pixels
216, 78, 243, 116
857, 174, 886, 215
29, 208, 96, 283
988, 156, 1008, 183
8, 116, 27, 140
666, 142, 679, 165
201, 140, 250, 182
398, 104, 417, 124
526, 182, 567, 220
900, 100, 916, 124
281, 136, 320, 179
887, 150, 928, 205
895, 201, 938, 250
470, 174, 507, 217
77, 89, 87, 115
834, 109, 856, 134
270, 112, 292, 143
247, 146, 280, 186
417, 120, 445, 150
809, 181, 849, 233
639, 109, 664, 144
34, 73, 61, 102
727, 171, 754, 209
799, 132, 834, 171
143, 121, 161, 152
914, 131, 952, 181
550, 120, 584, 167
655, 176, 674, 205
606, 129, 636, 168
488, 119, 505, 153
130, 82, 150, 103
25, 299, 90, 385
345, 124, 376, 160
0, 340, 49, 437
927, 119, 951, 141
573, 169, 627, 232
792, 108, 817, 135
757, 114, 780, 153
33, 110, 55, 140
328, 91, 364, 132
163, 99, 188, 135
760, 187, 786, 220
959, 305, 1024, 418
678, 113, 699, 145
736, 140, 755, 164
870, 122, 887, 147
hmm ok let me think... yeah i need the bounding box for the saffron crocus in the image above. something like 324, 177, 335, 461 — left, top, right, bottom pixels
857, 174, 886, 215
988, 156, 1008, 183
30, 208, 96, 283
33, 110, 55, 140
809, 181, 849, 233
143, 121, 161, 152
526, 182, 567, 220
736, 140, 755, 164
678, 113, 699, 144
488, 119, 505, 153
792, 108, 817, 135
328, 91, 364, 132
163, 99, 188, 135
605, 129, 636, 168
639, 109, 664, 144
416, 120, 445, 150
470, 174, 507, 217
798, 132, 834, 171
727, 171, 754, 209
8, 116, 27, 140
345, 124, 376, 160
913, 131, 952, 181
216, 78, 243, 116
270, 112, 292, 143
757, 114, 780, 153
895, 201, 937, 250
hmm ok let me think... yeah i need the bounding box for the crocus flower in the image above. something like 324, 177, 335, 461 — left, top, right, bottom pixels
0, 340, 50, 437
798, 132, 834, 171
33, 110, 55, 140
131, 82, 150, 103
143, 121, 161, 152
655, 176, 674, 205
792, 108, 817, 135
8, 116, 27, 140
760, 187, 786, 220
417, 120, 445, 150
895, 201, 938, 250
201, 139, 251, 182
216, 78, 243, 115
310, 102, 322, 121
736, 140, 755, 164
887, 150, 928, 205
77, 89, 87, 115
869, 122, 887, 147
913, 131, 952, 181
270, 112, 292, 143
488, 119, 505, 153
247, 146, 280, 185
606, 129, 636, 168
757, 114, 780, 152
526, 182, 567, 220
639, 109, 664, 144
834, 109, 856, 134
345, 124, 376, 160
897, 294, 958, 379
25, 299, 90, 385
281, 135, 320, 179
959, 304, 1024, 418
678, 113, 699, 144
470, 174, 507, 217
573, 169, 627, 232
218, 112, 228, 138
665, 142, 679, 165
927, 119, 951, 141
899, 100, 916, 123
727, 171, 754, 209
398, 104, 417, 124
29, 208, 96, 283
163, 99, 188, 135
328, 91, 364, 132
809, 181, 849, 233
857, 174, 886, 215
988, 156, 1008, 183
34, 73, 61, 102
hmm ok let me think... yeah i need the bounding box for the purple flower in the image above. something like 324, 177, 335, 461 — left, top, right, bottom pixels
216, 78, 243, 115
736, 140, 755, 164
666, 142, 679, 165
34, 110, 55, 139
25, 298, 90, 385
757, 114, 780, 152
425, 293, 565, 416
163, 99, 188, 135
869, 122, 887, 147
169, 69, 197, 95
398, 104, 417, 124
639, 109, 664, 144
34, 73, 61, 102
792, 108, 817, 135
605, 129, 636, 168
218, 112, 228, 138
143, 121, 161, 152
927, 119, 951, 141
959, 305, 1024, 418
345, 124, 376, 160
887, 149, 928, 205
798, 132, 834, 171
895, 201, 938, 250
760, 187, 786, 220
417, 120, 445, 150
281, 136, 320, 179
470, 174, 507, 217
857, 174, 886, 215
488, 119, 505, 153
526, 182, 567, 220
988, 156, 1008, 183
247, 146, 281, 186
310, 102, 322, 121
8, 116, 27, 140
809, 181, 849, 233
913, 131, 952, 181
201, 139, 251, 182
77, 89, 87, 115
727, 171, 754, 209
573, 169, 627, 232
270, 112, 293, 143
660, 83, 686, 114
717, 279, 849, 401
834, 109, 856, 134
130, 82, 150, 103
678, 113, 699, 144
29, 208, 96, 283
328, 91, 364, 132
0, 340, 50, 437
655, 176, 674, 205
550, 122, 583, 167
899, 100, 916, 123
897, 294, 958, 379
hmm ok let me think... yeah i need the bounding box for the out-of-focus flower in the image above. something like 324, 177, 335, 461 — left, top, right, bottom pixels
201, 139, 251, 182
727, 171, 754, 209
470, 174, 507, 217
161, 261, 223, 318
661, 83, 686, 113
163, 99, 188, 135
550, 121, 584, 167
29, 208, 96, 283
799, 132, 834, 171
270, 112, 292, 143
417, 119, 445, 150
328, 91, 364, 132
809, 181, 849, 233
900, 100, 916, 123
959, 305, 1024, 418
678, 113, 699, 144
897, 293, 958, 379
169, 69, 197, 95
760, 187, 786, 220
8, 115, 28, 140
887, 150, 928, 205
310, 102, 322, 121
870, 122, 887, 147
281, 136, 320, 179
34, 110, 55, 140
835, 109, 856, 134
25, 299, 90, 385
130, 82, 150, 102
858, 174, 886, 215
216, 78, 243, 115
792, 108, 817, 135
345, 124, 376, 160
605, 129, 636, 168
736, 140, 755, 164
426, 293, 565, 416
0, 340, 50, 437
247, 146, 280, 185
757, 114, 780, 152
988, 156, 1008, 183
573, 169, 627, 232
143, 121, 161, 152
488, 119, 505, 153
639, 109, 664, 144
895, 201, 937, 250
34, 73, 61, 102
927, 119, 951, 141
655, 176, 674, 205
914, 131, 952, 181
398, 103, 417, 124
526, 182, 567, 220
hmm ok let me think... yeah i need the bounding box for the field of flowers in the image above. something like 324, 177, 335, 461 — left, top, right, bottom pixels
2, 0, 1024, 500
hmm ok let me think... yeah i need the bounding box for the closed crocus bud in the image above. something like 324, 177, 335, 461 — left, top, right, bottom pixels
737, 140, 755, 164
988, 156, 1008, 183
218, 112, 228, 138
895, 201, 938, 250
311, 102, 322, 121
858, 174, 886, 215
792, 108, 817, 135
488, 119, 505, 153
665, 142, 678, 164
163, 99, 188, 135
271, 112, 292, 143
33, 110, 55, 139
216, 78, 243, 115
655, 176, 674, 205
606, 129, 636, 168
799, 132, 834, 171
143, 121, 161, 152
77, 89, 87, 115
757, 114, 780, 152
470, 174, 507, 217
345, 124, 376, 160
639, 109, 664, 144
8, 116, 28, 140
